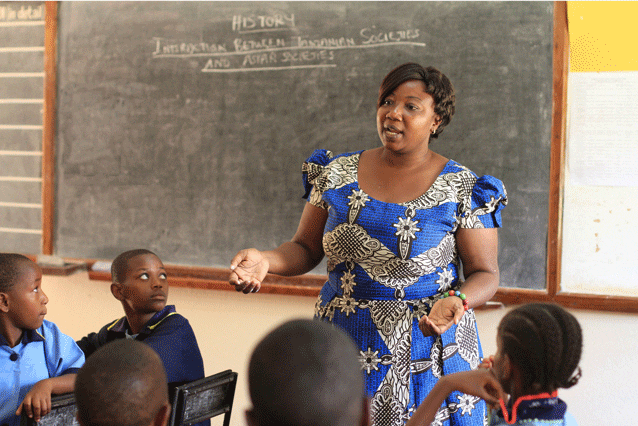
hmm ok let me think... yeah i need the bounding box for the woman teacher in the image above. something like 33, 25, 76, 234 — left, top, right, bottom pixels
230, 63, 508, 426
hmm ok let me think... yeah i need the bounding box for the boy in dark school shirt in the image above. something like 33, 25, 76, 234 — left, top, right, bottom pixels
75, 339, 171, 426
0, 253, 85, 426
76, 249, 206, 390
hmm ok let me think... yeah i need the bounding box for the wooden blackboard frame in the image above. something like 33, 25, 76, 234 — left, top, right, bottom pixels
41, 1, 638, 313
42, 0, 56, 254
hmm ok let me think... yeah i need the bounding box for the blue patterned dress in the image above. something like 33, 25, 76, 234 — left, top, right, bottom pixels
303, 149, 508, 426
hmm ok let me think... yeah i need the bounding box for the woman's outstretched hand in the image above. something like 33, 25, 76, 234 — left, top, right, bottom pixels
418, 296, 465, 337
229, 248, 269, 294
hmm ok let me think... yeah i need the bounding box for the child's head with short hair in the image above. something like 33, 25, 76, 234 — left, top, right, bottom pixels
111, 249, 158, 285
247, 319, 368, 426
75, 339, 170, 426
0, 253, 48, 345
109, 249, 168, 327
0, 253, 32, 292
494, 303, 582, 396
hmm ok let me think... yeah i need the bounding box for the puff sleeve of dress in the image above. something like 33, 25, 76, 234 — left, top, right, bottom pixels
459, 174, 508, 229
301, 148, 334, 210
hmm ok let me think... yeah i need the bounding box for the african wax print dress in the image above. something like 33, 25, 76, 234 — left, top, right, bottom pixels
303, 149, 508, 426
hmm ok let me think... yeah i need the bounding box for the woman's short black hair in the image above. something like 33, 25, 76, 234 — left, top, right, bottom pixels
498, 303, 583, 393
378, 63, 455, 138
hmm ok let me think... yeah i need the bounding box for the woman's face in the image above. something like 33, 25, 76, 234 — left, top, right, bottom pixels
376, 79, 440, 154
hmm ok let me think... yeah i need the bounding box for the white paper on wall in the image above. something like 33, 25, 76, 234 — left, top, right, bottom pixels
568, 71, 638, 187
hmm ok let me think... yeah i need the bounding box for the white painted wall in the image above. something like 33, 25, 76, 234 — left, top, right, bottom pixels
43, 271, 637, 426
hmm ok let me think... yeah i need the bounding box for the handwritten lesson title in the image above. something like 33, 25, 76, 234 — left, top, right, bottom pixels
152, 12, 424, 72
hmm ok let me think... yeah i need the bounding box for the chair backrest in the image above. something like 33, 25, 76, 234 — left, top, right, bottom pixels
20, 393, 79, 426
169, 370, 238, 426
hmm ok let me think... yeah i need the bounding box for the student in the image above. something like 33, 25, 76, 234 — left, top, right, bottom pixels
75, 339, 171, 426
76, 249, 205, 387
246, 319, 369, 426
0, 253, 85, 426
407, 303, 582, 426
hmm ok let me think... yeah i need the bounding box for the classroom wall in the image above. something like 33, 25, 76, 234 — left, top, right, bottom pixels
43, 271, 637, 426
561, 2, 638, 295
18, 3, 638, 426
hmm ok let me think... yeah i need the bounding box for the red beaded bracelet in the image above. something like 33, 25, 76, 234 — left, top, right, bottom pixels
442, 290, 469, 311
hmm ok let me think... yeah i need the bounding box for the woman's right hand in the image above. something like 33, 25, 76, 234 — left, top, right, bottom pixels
229, 248, 270, 294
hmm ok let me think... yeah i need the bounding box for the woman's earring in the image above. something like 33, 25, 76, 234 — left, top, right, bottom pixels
431, 128, 437, 135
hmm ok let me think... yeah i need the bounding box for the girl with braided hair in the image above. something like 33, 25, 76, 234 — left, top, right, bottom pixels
407, 303, 582, 426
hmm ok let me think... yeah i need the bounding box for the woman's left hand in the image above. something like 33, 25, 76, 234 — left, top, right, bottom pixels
418, 296, 465, 337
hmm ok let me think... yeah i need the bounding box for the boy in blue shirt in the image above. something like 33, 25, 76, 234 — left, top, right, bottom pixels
76, 249, 206, 389
0, 253, 85, 426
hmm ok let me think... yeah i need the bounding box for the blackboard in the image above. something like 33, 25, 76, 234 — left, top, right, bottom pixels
55, 1, 554, 290
0, 1, 45, 254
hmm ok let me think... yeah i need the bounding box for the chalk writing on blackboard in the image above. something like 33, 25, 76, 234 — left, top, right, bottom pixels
152, 13, 424, 73
55, 1, 554, 289
232, 13, 296, 33
0, 3, 43, 22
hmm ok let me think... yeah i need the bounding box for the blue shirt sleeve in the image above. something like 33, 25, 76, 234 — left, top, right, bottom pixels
42, 320, 85, 376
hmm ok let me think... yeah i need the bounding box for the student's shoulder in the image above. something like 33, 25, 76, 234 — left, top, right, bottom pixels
39, 319, 69, 337
563, 411, 578, 426
144, 310, 200, 349
39, 319, 85, 360
149, 307, 192, 331
157, 311, 189, 327
87, 317, 126, 337
40, 318, 58, 331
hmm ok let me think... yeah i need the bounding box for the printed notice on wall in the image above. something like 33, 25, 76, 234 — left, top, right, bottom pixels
568, 72, 638, 187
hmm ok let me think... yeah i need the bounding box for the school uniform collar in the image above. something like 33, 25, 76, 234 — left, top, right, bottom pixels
0, 327, 45, 347
496, 391, 567, 424
108, 305, 177, 335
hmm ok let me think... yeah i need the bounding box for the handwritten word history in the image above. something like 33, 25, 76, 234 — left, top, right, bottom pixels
231, 13, 295, 33
152, 12, 425, 73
